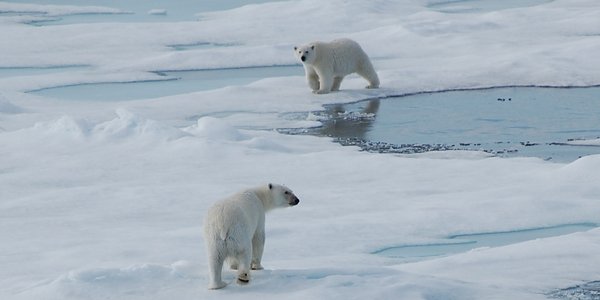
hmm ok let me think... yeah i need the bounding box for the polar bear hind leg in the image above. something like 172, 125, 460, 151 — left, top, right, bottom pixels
207, 241, 227, 289
228, 257, 239, 270
231, 237, 252, 284
332, 76, 344, 91
357, 60, 380, 89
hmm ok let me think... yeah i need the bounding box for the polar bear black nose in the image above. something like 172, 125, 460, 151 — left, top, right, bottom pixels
290, 197, 300, 206
301, 56, 306, 62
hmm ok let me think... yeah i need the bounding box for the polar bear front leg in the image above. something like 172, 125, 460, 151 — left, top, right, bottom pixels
251, 229, 265, 270
314, 70, 333, 94
306, 71, 320, 92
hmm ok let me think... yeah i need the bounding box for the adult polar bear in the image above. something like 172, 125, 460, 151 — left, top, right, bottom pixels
203, 183, 300, 289
294, 38, 379, 94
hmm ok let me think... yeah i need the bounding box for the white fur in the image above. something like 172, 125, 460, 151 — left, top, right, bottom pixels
203, 183, 300, 289
294, 38, 379, 94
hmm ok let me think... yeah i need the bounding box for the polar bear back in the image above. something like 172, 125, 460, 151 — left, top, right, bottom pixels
314, 38, 371, 76
204, 190, 264, 241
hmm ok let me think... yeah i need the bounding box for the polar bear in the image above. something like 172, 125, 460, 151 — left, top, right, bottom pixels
203, 183, 300, 289
294, 38, 379, 94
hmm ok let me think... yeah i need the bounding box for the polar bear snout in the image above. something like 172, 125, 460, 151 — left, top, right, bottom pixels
289, 196, 300, 206
294, 46, 312, 64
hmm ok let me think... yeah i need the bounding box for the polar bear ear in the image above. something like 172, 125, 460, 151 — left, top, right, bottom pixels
311, 45, 315, 50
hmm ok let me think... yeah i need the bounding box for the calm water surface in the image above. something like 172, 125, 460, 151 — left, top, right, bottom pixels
311, 86, 600, 162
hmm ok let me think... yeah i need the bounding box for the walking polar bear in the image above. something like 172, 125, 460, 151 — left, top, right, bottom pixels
203, 183, 300, 289
294, 38, 379, 94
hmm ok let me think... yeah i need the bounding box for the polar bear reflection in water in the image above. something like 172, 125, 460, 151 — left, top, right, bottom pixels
319, 99, 381, 140
294, 38, 379, 94
203, 183, 300, 289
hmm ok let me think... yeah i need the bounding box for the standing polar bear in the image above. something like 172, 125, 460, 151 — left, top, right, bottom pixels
203, 183, 300, 289
294, 38, 379, 94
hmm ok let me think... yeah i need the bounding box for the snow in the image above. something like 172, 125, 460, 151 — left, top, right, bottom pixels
147, 9, 167, 16
1, 0, 600, 299
568, 138, 600, 146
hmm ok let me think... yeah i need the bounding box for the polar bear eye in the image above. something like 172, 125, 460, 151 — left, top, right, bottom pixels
284, 191, 289, 195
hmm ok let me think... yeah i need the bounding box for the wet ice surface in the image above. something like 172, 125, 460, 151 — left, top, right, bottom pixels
374, 223, 597, 262
428, 0, 552, 13
0, 65, 89, 78
2, 0, 279, 25
30, 65, 302, 101
298, 86, 600, 163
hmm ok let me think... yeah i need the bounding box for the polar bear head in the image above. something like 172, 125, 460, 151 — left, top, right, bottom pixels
293, 44, 316, 65
268, 183, 300, 208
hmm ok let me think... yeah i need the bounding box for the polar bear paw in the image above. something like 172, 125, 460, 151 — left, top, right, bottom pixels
237, 272, 250, 284
208, 281, 227, 290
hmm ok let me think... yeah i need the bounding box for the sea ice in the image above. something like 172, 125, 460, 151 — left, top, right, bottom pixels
1, 0, 600, 299
148, 9, 167, 16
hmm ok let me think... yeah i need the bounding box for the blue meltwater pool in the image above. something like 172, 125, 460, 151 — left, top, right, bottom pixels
374, 223, 597, 262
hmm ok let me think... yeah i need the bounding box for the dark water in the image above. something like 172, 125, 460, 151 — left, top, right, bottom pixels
303, 86, 600, 163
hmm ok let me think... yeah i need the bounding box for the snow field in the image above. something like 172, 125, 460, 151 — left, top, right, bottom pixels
2, 110, 600, 299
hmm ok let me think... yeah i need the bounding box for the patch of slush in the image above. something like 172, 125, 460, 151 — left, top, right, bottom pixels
375, 223, 597, 262
549, 281, 600, 300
